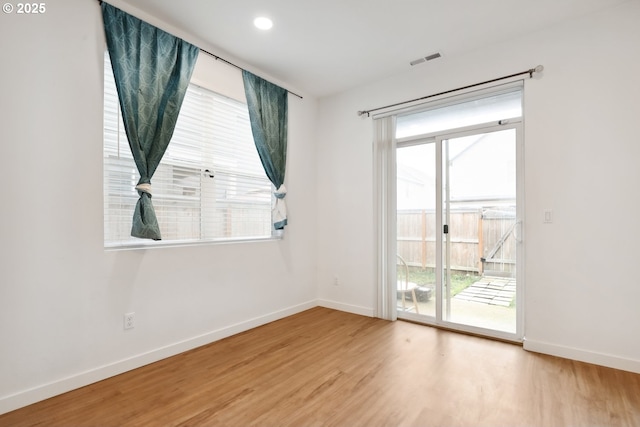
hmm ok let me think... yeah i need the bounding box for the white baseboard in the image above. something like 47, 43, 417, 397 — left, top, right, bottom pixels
317, 299, 375, 318
0, 300, 318, 416
523, 338, 640, 374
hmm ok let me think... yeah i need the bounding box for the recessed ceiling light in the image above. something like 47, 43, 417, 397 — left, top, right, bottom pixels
254, 17, 273, 30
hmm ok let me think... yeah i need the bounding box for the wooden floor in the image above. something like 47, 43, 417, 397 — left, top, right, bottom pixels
2, 307, 640, 426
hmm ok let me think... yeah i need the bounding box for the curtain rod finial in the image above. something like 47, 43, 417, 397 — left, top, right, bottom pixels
357, 110, 369, 117
530, 64, 544, 77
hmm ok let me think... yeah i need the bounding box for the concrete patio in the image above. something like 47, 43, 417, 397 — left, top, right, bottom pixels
398, 276, 517, 333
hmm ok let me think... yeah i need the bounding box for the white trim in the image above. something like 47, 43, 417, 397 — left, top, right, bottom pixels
435, 139, 443, 322
523, 339, 640, 374
317, 300, 375, 318
514, 124, 525, 340
0, 300, 317, 416
104, 235, 282, 252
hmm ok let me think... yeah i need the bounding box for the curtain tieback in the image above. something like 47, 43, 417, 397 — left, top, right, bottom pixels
273, 185, 287, 230
135, 183, 152, 195
274, 185, 287, 199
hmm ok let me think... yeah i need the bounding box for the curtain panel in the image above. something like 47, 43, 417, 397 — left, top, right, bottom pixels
242, 70, 289, 230
102, 3, 199, 240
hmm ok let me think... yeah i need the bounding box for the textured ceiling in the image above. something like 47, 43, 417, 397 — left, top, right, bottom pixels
119, 0, 629, 98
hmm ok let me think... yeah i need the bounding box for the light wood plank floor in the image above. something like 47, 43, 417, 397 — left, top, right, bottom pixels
2, 307, 639, 426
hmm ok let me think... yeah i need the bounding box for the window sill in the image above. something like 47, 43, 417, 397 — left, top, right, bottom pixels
104, 233, 283, 252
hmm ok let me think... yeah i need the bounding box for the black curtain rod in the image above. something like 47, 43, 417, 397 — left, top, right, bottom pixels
199, 49, 303, 99
98, 0, 303, 99
357, 65, 544, 117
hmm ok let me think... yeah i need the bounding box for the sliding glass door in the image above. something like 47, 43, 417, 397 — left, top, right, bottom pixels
396, 125, 522, 340
391, 83, 524, 341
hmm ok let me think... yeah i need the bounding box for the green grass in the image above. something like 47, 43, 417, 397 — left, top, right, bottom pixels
405, 267, 478, 296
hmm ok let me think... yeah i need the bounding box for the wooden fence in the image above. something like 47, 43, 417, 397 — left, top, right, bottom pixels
397, 207, 516, 276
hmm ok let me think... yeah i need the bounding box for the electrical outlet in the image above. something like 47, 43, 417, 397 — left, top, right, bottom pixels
333, 276, 339, 286
124, 312, 135, 330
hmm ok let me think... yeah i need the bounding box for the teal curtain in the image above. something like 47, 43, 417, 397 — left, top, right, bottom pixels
242, 71, 289, 229
102, 3, 198, 240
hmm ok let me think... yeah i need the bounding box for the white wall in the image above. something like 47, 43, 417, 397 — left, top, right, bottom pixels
316, 1, 640, 372
0, 0, 318, 414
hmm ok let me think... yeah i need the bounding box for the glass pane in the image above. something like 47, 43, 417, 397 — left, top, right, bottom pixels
396, 143, 436, 317
444, 129, 517, 333
396, 89, 522, 139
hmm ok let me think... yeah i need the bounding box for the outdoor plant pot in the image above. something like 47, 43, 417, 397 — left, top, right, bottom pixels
397, 286, 433, 303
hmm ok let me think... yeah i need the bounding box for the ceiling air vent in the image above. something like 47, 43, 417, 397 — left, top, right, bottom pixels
410, 52, 442, 66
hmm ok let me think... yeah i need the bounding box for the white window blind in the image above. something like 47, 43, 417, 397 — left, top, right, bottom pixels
395, 85, 523, 139
103, 54, 273, 246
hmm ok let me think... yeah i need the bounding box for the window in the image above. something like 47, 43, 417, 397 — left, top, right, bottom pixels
103, 54, 273, 247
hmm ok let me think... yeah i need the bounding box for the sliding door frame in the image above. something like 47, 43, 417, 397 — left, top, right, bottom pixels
393, 120, 525, 342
